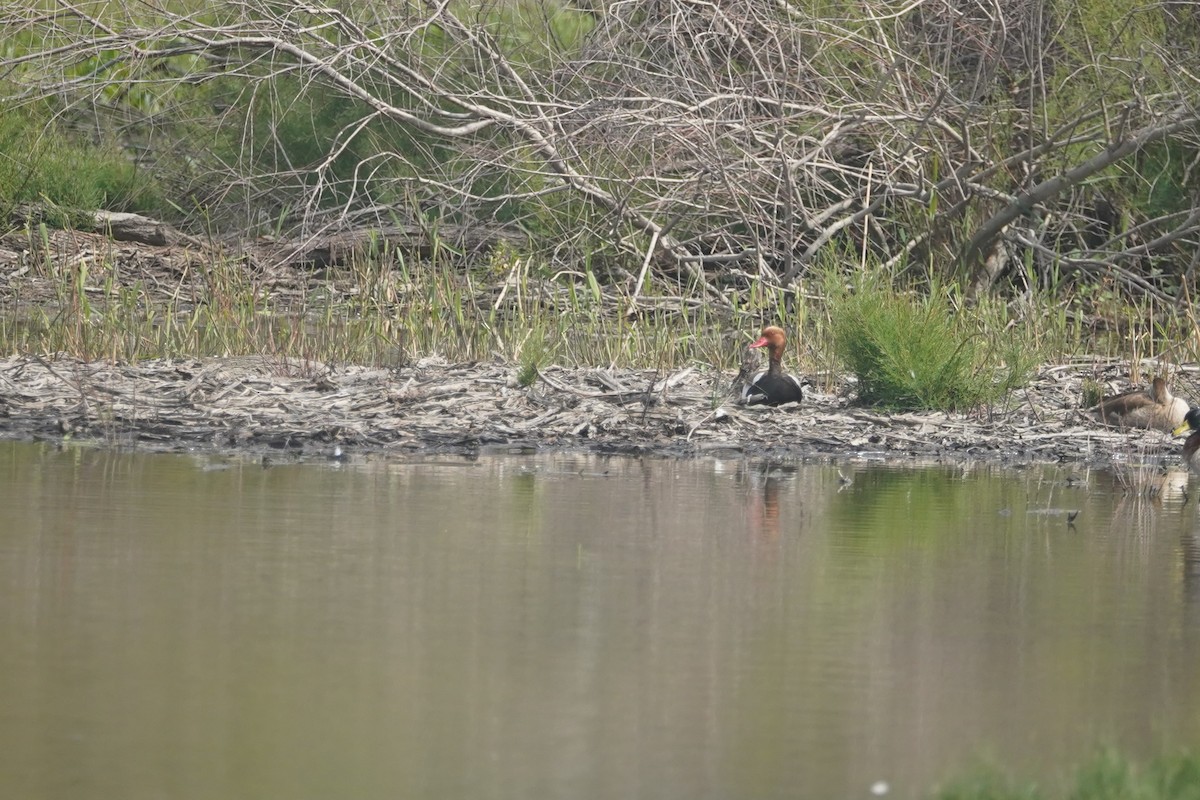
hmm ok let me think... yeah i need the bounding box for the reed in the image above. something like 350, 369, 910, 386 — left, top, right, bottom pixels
2, 235, 1196, 388
0, 243, 756, 370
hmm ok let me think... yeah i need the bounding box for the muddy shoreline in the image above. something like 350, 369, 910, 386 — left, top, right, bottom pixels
0, 353, 1193, 471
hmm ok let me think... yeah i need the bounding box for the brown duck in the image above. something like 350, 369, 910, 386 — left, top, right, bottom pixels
1091, 377, 1188, 433
741, 326, 804, 406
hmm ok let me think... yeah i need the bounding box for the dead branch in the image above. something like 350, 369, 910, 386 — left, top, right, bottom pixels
0, 0, 1198, 306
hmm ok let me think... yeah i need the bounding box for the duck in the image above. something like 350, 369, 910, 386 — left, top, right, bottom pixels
741, 326, 804, 406
1091, 376, 1189, 433
1173, 406, 1200, 472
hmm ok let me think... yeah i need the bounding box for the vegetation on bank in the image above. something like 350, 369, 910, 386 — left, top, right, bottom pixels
930, 750, 1200, 800
1, 1, 1199, 407
3, 216, 1191, 413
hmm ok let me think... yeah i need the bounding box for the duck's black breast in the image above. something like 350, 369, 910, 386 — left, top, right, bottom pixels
1185, 432, 1200, 473
743, 372, 804, 406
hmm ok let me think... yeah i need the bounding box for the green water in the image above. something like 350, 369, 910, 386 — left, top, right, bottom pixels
2, 441, 1199, 799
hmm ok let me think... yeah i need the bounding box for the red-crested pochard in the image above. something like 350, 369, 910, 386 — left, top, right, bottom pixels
741, 326, 804, 406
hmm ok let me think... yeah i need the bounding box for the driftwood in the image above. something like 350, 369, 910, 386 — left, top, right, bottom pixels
7, 206, 524, 272
9, 206, 202, 248
92, 211, 200, 248
0, 353, 1194, 472
277, 224, 526, 269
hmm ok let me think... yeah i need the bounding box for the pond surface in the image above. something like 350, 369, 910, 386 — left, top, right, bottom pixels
2, 441, 1200, 800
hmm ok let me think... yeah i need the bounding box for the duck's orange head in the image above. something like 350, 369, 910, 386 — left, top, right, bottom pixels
749, 326, 787, 353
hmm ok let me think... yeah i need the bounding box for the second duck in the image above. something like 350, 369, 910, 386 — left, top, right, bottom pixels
1091, 376, 1188, 433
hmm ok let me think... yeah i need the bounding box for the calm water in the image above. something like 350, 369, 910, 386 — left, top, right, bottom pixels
3, 441, 1200, 800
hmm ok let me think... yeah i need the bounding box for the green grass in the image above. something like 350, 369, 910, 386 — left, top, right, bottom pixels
0, 102, 163, 225
931, 750, 1200, 800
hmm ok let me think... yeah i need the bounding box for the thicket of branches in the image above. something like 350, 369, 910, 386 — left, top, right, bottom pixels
3, 0, 1200, 303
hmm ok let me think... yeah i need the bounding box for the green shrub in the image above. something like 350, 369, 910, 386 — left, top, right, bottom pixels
826, 272, 1037, 411
0, 101, 162, 226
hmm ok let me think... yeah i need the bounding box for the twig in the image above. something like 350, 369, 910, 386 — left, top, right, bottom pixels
625, 228, 659, 318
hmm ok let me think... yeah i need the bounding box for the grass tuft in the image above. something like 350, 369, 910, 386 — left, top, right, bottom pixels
932, 765, 1041, 800
515, 360, 540, 388
1080, 379, 1104, 409
826, 271, 1039, 411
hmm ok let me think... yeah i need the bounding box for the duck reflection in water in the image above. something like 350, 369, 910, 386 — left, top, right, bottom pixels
750, 477, 782, 541
744, 462, 800, 542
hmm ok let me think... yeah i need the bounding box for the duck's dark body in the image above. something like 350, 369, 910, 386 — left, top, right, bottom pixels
1184, 434, 1200, 473
743, 368, 804, 406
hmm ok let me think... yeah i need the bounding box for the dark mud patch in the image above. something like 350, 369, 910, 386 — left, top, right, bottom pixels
0, 353, 1192, 471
